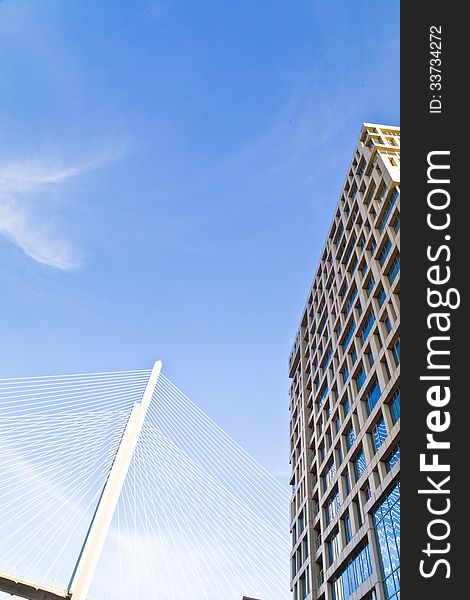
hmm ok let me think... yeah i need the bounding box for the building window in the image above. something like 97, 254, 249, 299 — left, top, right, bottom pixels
328, 530, 342, 566
354, 449, 366, 482
343, 237, 356, 266
376, 284, 386, 307
385, 444, 400, 472
365, 349, 374, 368
342, 366, 350, 384
344, 472, 351, 496
300, 573, 308, 600
325, 490, 341, 526
344, 513, 352, 543
322, 345, 333, 370
303, 538, 309, 559
378, 189, 399, 232
384, 316, 392, 334
343, 397, 350, 416
331, 544, 373, 600
344, 285, 358, 318
335, 414, 341, 434
372, 417, 388, 452
355, 366, 366, 391
355, 501, 363, 528
358, 159, 366, 177
373, 483, 400, 600
349, 256, 358, 275
382, 359, 392, 382
360, 311, 376, 344
387, 254, 400, 284
377, 182, 387, 204
350, 347, 357, 365
342, 321, 356, 351
298, 511, 305, 534
389, 390, 400, 424
336, 225, 345, 246
318, 385, 329, 410
323, 459, 336, 492
345, 424, 355, 451
392, 338, 400, 366
365, 379, 382, 415
337, 444, 343, 465
378, 238, 392, 266
365, 181, 376, 206
355, 299, 362, 317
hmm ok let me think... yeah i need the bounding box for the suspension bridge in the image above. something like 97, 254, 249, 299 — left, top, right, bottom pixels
0, 361, 291, 600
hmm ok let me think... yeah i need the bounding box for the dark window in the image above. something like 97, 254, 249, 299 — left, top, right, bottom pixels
335, 415, 341, 434
376, 284, 386, 307
389, 390, 400, 424
342, 321, 356, 351
378, 239, 392, 266
392, 339, 400, 366
345, 425, 355, 451
378, 188, 399, 232
350, 347, 358, 365
344, 513, 352, 543
355, 366, 366, 391
360, 312, 376, 344
387, 254, 400, 284
365, 379, 382, 415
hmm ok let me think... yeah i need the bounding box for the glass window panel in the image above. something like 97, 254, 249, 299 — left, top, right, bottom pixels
372, 417, 388, 451
373, 483, 400, 600
390, 390, 400, 424
354, 449, 366, 481
386, 445, 400, 472
346, 425, 355, 450
366, 379, 382, 414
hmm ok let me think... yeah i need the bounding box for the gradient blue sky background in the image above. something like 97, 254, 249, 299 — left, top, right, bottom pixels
0, 0, 399, 481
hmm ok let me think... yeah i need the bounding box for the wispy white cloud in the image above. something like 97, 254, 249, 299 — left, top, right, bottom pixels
0, 153, 121, 270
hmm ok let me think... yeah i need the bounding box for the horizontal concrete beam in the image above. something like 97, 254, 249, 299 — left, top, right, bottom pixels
0, 571, 69, 600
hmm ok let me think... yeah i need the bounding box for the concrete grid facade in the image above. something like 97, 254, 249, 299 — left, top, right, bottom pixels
288, 124, 400, 600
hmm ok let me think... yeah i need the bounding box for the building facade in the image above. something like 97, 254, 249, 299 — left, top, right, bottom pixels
288, 124, 400, 600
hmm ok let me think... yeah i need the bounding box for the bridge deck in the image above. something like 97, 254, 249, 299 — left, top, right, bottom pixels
0, 571, 69, 600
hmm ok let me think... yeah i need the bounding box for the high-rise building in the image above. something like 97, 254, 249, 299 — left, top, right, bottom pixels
288, 124, 400, 600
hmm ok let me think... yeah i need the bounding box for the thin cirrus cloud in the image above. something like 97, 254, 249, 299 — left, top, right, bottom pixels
0, 152, 122, 271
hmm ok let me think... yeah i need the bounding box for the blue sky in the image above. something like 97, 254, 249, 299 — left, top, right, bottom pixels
0, 0, 399, 480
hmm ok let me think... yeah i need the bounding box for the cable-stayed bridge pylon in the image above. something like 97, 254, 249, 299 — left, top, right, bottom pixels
0, 362, 291, 600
